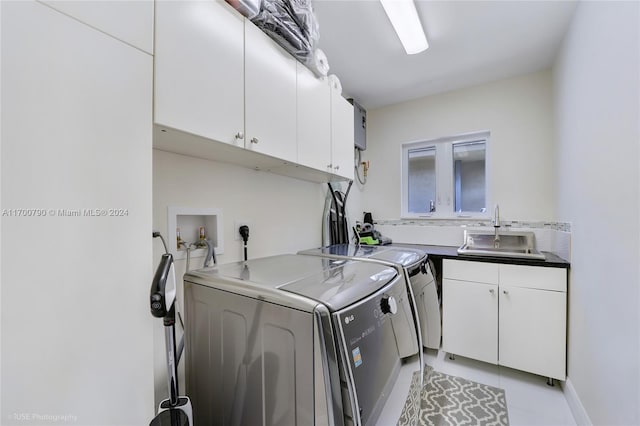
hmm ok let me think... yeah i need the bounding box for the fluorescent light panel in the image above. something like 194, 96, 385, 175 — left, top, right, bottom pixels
380, 0, 428, 55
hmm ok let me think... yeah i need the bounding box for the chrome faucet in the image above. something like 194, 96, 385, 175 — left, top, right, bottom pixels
493, 204, 500, 247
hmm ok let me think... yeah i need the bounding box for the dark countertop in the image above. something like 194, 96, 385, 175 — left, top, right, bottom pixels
391, 243, 570, 268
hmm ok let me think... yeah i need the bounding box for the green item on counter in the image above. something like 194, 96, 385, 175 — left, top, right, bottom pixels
359, 236, 379, 245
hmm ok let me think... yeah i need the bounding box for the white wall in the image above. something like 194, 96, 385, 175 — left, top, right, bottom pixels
359, 70, 555, 222
553, 1, 640, 425
1, 2, 154, 424
152, 149, 327, 403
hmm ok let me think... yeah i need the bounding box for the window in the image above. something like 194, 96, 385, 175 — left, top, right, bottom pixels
408, 147, 436, 213
402, 131, 489, 218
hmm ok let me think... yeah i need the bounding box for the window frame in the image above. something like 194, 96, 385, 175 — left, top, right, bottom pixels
401, 131, 491, 219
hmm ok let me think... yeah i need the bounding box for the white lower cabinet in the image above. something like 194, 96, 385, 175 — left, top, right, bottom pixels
499, 284, 567, 379
443, 279, 498, 364
443, 259, 567, 380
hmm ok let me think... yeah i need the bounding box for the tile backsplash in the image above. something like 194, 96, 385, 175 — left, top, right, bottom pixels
376, 219, 571, 232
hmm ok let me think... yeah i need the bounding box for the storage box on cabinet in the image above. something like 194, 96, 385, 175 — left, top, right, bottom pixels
442, 259, 567, 380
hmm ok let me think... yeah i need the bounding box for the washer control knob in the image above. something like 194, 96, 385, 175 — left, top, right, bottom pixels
380, 296, 398, 315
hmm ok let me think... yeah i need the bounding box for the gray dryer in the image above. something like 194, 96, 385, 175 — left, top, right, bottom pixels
183, 254, 413, 426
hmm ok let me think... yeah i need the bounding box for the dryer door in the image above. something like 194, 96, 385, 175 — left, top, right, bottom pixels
334, 276, 404, 426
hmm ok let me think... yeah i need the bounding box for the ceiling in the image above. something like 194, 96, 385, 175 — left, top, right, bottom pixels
312, 0, 578, 110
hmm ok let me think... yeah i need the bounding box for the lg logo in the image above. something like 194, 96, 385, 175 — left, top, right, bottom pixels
344, 314, 355, 324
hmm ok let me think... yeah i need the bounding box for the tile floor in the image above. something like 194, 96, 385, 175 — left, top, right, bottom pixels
376, 349, 576, 426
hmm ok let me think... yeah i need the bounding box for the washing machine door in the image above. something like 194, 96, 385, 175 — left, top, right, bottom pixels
333, 276, 404, 426
407, 260, 442, 349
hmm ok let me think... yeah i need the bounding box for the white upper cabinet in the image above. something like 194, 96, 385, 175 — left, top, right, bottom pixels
155, 0, 245, 146
244, 20, 298, 163
331, 90, 355, 180
153, 0, 353, 182
40, 0, 154, 54
297, 63, 331, 171
298, 65, 356, 180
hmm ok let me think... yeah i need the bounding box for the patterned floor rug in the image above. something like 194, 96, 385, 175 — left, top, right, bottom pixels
397, 366, 509, 426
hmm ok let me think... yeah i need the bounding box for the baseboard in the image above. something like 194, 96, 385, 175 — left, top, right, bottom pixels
561, 378, 592, 425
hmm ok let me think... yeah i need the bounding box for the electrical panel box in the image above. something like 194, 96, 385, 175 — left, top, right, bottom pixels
349, 98, 366, 151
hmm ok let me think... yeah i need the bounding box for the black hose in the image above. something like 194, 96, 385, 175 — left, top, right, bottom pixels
328, 183, 340, 244
152, 231, 169, 254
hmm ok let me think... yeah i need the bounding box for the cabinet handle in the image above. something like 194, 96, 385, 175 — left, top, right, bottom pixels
334, 165, 340, 170
489, 289, 495, 294
327, 164, 333, 169
503, 290, 509, 295
250, 137, 259, 144
235, 132, 244, 140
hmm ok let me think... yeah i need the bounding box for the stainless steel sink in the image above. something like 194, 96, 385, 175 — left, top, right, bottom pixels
457, 230, 545, 260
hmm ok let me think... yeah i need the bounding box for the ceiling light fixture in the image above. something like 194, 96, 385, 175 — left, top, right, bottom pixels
380, 0, 428, 55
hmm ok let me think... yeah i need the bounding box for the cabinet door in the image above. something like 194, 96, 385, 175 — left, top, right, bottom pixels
40, 0, 153, 53
499, 286, 567, 380
330, 90, 355, 179
500, 264, 567, 291
245, 21, 297, 162
155, 0, 245, 146
443, 259, 499, 284
2, 1, 153, 423
297, 63, 331, 171
442, 279, 498, 364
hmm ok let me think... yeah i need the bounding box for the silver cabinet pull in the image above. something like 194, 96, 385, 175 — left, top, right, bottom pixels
489, 289, 495, 294
503, 290, 509, 295
235, 132, 244, 140
250, 137, 259, 144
